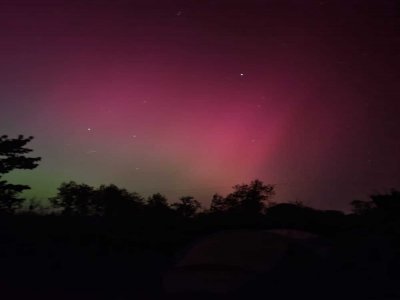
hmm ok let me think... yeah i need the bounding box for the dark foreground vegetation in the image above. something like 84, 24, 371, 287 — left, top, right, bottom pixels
1, 135, 400, 299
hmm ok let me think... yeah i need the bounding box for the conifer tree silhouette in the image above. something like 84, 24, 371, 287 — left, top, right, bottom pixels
0, 135, 41, 213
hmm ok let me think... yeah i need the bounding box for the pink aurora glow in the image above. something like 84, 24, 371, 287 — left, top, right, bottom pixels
2, 0, 400, 210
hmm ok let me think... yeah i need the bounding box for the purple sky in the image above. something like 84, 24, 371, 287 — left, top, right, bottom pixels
1, 0, 400, 211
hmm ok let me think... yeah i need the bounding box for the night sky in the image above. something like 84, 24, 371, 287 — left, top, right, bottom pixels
1, 0, 399, 211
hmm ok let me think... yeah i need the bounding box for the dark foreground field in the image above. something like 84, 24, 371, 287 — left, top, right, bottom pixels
1, 214, 400, 300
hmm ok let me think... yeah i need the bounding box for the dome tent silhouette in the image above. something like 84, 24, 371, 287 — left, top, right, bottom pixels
163, 229, 328, 296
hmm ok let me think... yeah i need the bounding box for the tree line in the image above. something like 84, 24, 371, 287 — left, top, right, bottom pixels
1, 135, 400, 226
0, 135, 276, 217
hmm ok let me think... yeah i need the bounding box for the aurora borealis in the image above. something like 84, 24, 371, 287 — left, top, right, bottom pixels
1, 0, 400, 210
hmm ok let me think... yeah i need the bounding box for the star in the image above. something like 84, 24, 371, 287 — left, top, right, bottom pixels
240, 73, 245, 77
132, 135, 137, 138
87, 128, 92, 132
176, 10, 183, 16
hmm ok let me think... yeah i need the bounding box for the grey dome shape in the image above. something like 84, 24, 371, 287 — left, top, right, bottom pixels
163, 229, 327, 296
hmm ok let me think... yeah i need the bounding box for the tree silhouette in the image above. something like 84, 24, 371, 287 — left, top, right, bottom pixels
147, 193, 169, 209
0, 135, 41, 213
350, 189, 400, 218
50, 181, 95, 216
93, 184, 144, 217
171, 196, 201, 218
50, 182, 144, 217
350, 199, 374, 215
210, 179, 275, 215
371, 189, 400, 212
210, 193, 229, 212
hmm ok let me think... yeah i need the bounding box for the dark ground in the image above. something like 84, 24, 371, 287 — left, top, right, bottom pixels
1, 214, 400, 300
